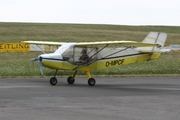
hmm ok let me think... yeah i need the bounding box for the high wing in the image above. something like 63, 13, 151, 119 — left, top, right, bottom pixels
75, 41, 161, 47
22, 41, 64, 46
22, 40, 161, 48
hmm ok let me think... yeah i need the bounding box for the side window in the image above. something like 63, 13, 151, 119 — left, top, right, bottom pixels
73, 47, 86, 62
72, 47, 97, 64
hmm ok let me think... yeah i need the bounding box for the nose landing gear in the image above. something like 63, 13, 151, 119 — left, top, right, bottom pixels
50, 77, 58, 85
49, 69, 58, 86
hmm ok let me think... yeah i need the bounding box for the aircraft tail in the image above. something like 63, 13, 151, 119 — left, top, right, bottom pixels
138, 32, 170, 52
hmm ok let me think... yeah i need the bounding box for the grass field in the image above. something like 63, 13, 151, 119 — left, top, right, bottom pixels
0, 22, 180, 76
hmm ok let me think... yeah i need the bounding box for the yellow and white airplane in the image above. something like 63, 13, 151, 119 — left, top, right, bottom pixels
22, 32, 169, 86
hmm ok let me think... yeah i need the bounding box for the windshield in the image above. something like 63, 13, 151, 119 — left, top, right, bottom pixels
54, 43, 75, 55
54, 43, 75, 61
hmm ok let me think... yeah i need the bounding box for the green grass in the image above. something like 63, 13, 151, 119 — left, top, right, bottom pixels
0, 22, 180, 77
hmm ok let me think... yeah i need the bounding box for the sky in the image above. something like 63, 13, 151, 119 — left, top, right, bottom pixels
0, 0, 179, 26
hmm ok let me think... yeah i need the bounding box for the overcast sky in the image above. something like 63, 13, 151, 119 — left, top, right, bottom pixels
0, 0, 179, 26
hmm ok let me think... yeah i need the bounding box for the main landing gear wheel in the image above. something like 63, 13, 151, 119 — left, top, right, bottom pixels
50, 77, 58, 86
67, 76, 75, 84
88, 78, 96, 86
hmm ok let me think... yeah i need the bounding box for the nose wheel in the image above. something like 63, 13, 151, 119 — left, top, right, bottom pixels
50, 70, 58, 86
50, 77, 58, 85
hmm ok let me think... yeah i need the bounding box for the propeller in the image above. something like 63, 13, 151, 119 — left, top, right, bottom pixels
31, 56, 44, 75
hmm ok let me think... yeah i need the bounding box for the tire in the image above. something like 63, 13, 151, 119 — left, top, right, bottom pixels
50, 77, 58, 86
88, 78, 96, 86
67, 76, 75, 84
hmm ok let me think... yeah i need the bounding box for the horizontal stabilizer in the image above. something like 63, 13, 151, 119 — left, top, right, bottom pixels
137, 48, 170, 53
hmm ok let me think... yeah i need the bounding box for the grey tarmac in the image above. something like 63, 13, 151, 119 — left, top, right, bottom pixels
0, 77, 180, 120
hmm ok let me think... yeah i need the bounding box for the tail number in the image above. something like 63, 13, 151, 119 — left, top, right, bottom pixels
106, 59, 124, 67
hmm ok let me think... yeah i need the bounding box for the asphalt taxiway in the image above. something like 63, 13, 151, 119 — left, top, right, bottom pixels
0, 77, 180, 120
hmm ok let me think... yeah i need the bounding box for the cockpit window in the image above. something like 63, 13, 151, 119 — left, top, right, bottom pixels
57, 44, 98, 64
72, 46, 97, 64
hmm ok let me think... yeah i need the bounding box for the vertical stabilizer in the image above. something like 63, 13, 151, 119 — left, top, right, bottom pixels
138, 32, 168, 52
142, 32, 167, 47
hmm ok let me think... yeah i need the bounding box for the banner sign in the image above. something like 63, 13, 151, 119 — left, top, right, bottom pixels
0, 43, 30, 52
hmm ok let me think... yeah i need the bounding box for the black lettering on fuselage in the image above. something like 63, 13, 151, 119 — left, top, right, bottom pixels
105, 59, 124, 67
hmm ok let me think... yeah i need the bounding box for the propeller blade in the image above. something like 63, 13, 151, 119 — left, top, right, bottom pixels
39, 60, 44, 75
31, 56, 44, 75
31, 58, 39, 61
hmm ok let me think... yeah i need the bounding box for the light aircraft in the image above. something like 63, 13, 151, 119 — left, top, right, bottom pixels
22, 32, 169, 86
